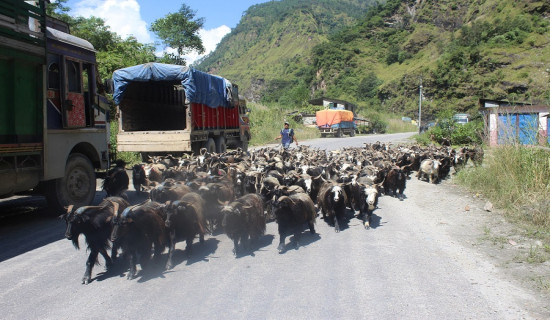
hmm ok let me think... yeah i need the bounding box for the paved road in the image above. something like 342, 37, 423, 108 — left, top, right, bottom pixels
1, 132, 548, 319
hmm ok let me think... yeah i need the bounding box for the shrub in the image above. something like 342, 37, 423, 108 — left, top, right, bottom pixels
457, 146, 550, 231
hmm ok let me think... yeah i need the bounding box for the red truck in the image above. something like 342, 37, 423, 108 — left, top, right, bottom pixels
112, 63, 251, 157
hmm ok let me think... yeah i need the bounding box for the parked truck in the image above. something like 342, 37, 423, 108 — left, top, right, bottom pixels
112, 63, 251, 157
316, 109, 356, 137
0, 0, 110, 210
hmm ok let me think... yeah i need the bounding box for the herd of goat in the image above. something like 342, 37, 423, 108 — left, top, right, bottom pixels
60, 142, 483, 284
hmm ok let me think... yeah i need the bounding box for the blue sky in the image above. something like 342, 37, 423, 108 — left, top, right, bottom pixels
64, 0, 270, 63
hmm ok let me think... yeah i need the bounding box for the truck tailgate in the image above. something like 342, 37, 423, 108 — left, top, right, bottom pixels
117, 130, 191, 152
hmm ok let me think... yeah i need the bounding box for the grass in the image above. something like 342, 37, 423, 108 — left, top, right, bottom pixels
248, 103, 320, 146
456, 145, 550, 258
386, 117, 418, 133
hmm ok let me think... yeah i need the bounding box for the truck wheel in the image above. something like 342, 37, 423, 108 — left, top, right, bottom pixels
335, 129, 343, 138
350, 129, 355, 137
46, 153, 96, 213
203, 138, 216, 153
321, 133, 327, 138
240, 135, 249, 152
191, 142, 201, 156
215, 136, 227, 153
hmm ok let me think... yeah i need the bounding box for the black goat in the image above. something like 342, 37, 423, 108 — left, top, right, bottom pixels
383, 166, 406, 199
317, 181, 348, 232
132, 164, 147, 193
164, 192, 207, 269
103, 159, 129, 198
220, 193, 265, 256
60, 196, 129, 284
272, 193, 316, 253
111, 200, 167, 280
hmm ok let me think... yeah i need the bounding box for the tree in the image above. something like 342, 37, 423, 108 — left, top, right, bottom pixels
71, 16, 119, 51
96, 36, 156, 80
150, 3, 205, 60
46, 0, 71, 21
357, 72, 381, 100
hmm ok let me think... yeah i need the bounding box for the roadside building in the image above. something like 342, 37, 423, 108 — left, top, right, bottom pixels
480, 99, 549, 146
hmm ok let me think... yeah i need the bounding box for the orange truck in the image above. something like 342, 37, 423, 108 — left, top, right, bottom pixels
316, 109, 356, 137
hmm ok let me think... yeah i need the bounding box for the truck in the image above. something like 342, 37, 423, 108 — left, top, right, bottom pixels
316, 109, 356, 138
452, 113, 469, 125
112, 63, 251, 157
0, 0, 110, 210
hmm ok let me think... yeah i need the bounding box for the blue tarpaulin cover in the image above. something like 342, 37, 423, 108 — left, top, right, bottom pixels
112, 62, 232, 108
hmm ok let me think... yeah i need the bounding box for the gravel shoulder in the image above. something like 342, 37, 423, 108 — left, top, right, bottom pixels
404, 173, 550, 318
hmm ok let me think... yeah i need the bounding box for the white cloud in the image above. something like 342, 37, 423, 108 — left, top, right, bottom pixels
69, 0, 230, 65
71, 0, 153, 44
158, 25, 231, 65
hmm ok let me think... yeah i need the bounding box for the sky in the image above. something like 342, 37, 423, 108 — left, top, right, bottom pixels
64, 0, 270, 64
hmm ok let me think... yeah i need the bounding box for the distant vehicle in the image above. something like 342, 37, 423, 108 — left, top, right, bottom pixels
453, 113, 469, 125
316, 109, 356, 137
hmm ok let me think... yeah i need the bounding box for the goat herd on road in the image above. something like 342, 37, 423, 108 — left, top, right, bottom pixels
60, 142, 483, 284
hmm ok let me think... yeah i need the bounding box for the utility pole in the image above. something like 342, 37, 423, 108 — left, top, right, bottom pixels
418, 80, 422, 134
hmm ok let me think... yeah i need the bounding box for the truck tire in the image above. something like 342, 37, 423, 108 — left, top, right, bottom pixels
46, 153, 96, 213
191, 142, 201, 156
203, 138, 216, 153
335, 129, 343, 138
350, 129, 355, 137
239, 135, 249, 152
215, 136, 227, 153
320, 133, 327, 138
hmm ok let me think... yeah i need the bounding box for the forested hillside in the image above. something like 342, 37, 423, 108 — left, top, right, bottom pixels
197, 0, 550, 120
195, 0, 376, 103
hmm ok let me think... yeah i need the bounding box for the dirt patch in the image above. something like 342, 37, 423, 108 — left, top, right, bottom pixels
425, 176, 550, 296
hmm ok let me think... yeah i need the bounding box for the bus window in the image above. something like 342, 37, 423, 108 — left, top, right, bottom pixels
67, 60, 81, 93
48, 63, 60, 90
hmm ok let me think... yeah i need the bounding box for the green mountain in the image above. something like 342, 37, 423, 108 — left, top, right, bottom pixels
197, 0, 550, 119
195, 0, 375, 101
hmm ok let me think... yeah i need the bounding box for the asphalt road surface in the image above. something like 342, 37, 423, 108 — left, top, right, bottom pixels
1, 132, 548, 319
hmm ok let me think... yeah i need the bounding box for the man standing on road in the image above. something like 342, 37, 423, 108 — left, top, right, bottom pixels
275, 121, 298, 149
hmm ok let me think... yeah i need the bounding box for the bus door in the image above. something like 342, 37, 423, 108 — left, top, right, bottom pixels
62, 58, 86, 128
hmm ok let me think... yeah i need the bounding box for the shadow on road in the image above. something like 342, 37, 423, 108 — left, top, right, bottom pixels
0, 196, 65, 262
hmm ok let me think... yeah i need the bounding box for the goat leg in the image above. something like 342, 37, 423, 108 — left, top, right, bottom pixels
166, 231, 175, 270
334, 215, 340, 233
99, 248, 113, 269
277, 234, 286, 253
128, 253, 137, 280
82, 250, 99, 285
308, 221, 316, 234
293, 231, 301, 250
232, 238, 239, 256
